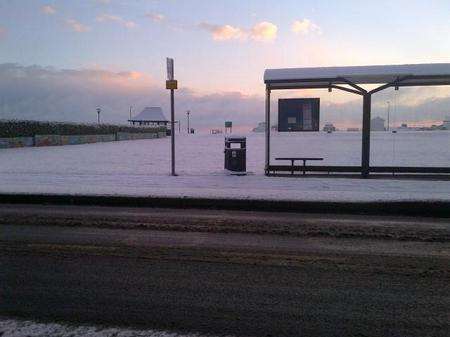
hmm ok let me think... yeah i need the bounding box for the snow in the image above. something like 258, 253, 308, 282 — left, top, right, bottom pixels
0, 131, 449, 202
0, 317, 224, 337
264, 63, 450, 85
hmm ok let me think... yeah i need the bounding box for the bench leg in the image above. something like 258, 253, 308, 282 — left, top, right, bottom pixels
291, 160, 294, 175
303, 160, 306, 175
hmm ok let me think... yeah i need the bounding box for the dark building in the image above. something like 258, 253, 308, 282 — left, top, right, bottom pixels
278, 98, 320, 132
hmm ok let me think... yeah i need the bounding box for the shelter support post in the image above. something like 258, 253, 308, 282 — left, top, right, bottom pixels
361, 93, 371, 178
265, 87, 271, 175
170, 89, 176, 176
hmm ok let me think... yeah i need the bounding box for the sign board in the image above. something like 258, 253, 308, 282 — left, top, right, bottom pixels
278, 98, 320, 132
166, 57, 174, 80
225, 121, 232, 128
166, 80, 178, 90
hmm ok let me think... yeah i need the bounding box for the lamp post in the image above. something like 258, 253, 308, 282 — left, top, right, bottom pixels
96, 107, 101, 124
186, 110, 190, 134
386, 101, 390, 131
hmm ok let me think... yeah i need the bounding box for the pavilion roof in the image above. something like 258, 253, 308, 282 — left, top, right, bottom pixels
129, 107, 168, 122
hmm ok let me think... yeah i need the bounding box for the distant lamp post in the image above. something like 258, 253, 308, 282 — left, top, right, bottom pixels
186, 110, 191, 134
96, 107, 101, 124
386, 101, 390, 131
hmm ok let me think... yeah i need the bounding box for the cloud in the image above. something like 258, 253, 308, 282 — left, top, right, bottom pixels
66, 19, 90, 33
199, 21, 277, 42
0, 64, 448, 130
41, 5, 56, 15
292, 19, 321, 35
145, 13, 165, 22
96, 14, 137, 29
0, 63, 263, 128
96, 0, 111, 3
199, 23, 246, 41
250, 21, 277, 42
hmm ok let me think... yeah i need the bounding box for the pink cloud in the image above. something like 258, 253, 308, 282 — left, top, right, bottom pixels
66, 19, 90, 33
41, 5, 56, 15
199, 21, 277, 42
96, 14, 137, 29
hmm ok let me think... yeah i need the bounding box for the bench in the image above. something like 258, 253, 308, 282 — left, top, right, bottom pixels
275, 157, 324, 175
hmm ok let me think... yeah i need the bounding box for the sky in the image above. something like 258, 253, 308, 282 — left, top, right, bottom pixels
0, 0, 449, 130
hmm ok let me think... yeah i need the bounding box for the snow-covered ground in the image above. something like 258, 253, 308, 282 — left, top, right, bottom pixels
0, 317, 224, 337
0, 131, 449, 201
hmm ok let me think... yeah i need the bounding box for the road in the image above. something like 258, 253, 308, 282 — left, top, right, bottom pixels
1, 204, 450, 337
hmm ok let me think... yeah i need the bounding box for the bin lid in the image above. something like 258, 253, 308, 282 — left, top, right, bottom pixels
225, 137, 246, 142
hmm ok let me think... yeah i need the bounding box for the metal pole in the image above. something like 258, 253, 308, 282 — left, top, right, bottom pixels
265, 87, 271, 175
170, 89, 176, 176
187, 110, 190, 134
387, 101, 390, 131
361, 93, 371, 178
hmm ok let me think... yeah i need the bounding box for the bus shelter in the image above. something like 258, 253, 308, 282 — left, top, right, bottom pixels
263, 63, 450, 178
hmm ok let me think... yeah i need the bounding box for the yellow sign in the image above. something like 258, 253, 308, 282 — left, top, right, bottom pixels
166, 80, 178, 90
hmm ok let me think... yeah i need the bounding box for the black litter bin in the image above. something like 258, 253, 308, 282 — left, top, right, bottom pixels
224, 137, 246, 173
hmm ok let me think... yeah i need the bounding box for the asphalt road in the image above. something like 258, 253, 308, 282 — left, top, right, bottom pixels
1, 204, 450, 337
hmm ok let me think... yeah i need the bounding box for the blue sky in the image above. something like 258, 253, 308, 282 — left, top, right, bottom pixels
1, 0, 449, 93
0, 0, 449, 128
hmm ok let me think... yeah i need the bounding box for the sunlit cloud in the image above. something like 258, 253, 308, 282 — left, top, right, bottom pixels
199, 21, 277, 42
66, 19, 90, 33
199, 23, 246, 41
41, 5, 56, 15
96, 14, 137, 29
117, 71, 143, 80
292, 19, 321, 35
250, 21, 277, 42
145, 13, 165, 22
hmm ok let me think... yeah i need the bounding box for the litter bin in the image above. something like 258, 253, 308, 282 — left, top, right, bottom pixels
224, 137, 246, 173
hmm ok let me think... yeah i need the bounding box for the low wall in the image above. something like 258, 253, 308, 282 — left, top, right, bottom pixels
0, 137, 34, 149
34, 135, 61, 147
0, 132, 164, 149
61, 134, 116, 145
116, 132, 159, 141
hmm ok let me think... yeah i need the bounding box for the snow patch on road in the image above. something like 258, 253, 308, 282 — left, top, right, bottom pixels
0, 317, 226, 337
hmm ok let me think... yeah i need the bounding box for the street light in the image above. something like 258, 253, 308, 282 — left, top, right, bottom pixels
96, 107, 101, 124
386, 101, 390, 131
186, 110, 190, 134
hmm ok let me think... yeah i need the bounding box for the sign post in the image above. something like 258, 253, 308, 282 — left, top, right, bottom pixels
166, 58, 178, 176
